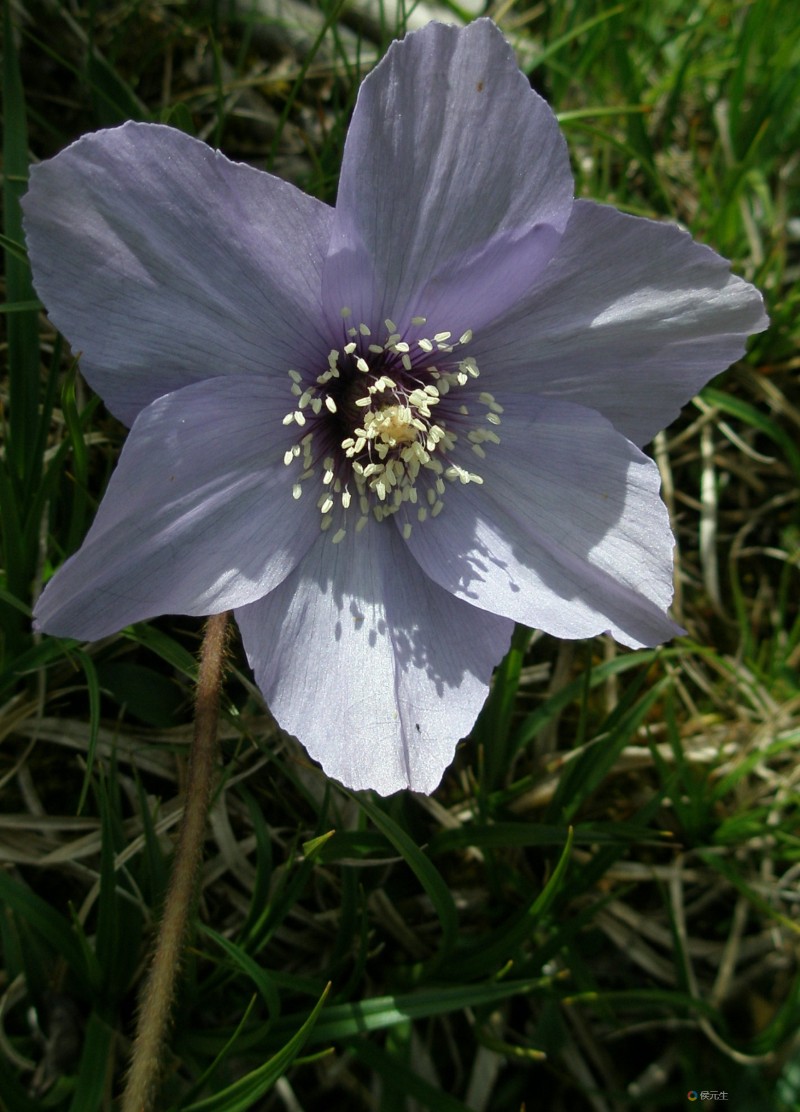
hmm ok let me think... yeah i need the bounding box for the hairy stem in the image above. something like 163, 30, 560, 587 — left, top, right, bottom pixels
121, 611, 230, 1112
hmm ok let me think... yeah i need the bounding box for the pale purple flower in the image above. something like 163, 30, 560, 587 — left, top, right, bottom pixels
24, 20, 766, 795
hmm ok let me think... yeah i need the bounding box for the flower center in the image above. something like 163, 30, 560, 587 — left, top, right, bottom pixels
281, 313, 502, 544
364, 403, 420, 447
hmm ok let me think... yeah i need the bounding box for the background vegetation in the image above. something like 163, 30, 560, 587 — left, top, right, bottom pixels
1, 0, 799, 1108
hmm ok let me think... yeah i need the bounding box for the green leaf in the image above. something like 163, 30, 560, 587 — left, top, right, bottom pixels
0, 871, 94, 984
302, 829, 336, 859
448, 829, 574, 981
266, 974, 562, 1048
0, 298, 41, 313
176, 983, 330, 1111
198, 924, 281, 1021
355, 794, 459, 971
0, 230, 29, 265
95, 660, 186, 727
473, 623, 530, 794
68, 1011, 114, 1112
353, 1040, 473, 1111
72, 648, 102, 813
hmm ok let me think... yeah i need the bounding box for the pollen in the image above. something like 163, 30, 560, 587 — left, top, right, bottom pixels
280, 316, 502, 541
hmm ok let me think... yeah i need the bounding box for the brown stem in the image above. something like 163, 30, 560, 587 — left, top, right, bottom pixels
121, 611, 230, 1112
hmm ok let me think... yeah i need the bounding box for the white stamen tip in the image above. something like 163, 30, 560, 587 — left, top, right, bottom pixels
281, 315, 497, 544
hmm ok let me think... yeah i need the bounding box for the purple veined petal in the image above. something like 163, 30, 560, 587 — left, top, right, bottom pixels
34, 376, 321, 640
236, 519, 514, 795
322, 18, 573, 335
22, 122, 333, 426
411, 223, 564, 341
471, 199, 769, 446
402, 398, 683, 650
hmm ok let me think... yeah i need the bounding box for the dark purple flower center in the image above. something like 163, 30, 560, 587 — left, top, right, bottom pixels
281, 313, 503, 543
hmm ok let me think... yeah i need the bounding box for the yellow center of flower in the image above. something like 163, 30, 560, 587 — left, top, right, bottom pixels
281, 314, 503, 544
365, 403, 420, 447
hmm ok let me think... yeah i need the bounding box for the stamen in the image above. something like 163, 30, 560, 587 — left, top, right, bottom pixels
280, 313, 502, 543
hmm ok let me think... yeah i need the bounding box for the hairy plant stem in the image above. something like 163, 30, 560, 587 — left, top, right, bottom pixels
121, 611, 230, 1112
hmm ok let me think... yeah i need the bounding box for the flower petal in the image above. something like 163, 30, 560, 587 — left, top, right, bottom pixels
412, 223, 564, 340
403, 399, 682, 649
236, 521, 513, 795
471, 200, 768, 446
322, 19, 573, 333
34, 376, 319, 639
22, 123, 333, 425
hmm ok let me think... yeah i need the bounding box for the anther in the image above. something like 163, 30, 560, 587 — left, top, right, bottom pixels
282, 313, 498, 544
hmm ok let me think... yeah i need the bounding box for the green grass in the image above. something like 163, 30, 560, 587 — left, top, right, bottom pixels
1, 0, 799, 1108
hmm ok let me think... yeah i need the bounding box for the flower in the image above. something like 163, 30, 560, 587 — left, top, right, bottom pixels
23, 19, 766, 795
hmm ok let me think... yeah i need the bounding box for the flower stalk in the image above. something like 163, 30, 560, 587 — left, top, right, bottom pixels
121, 611, 230, 1112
